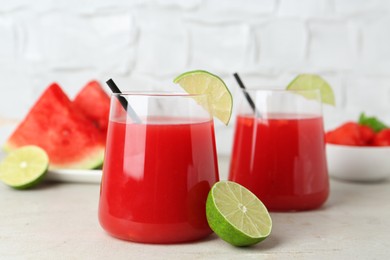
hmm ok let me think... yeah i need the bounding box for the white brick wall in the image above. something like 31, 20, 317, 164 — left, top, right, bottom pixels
1, 0, 390, 155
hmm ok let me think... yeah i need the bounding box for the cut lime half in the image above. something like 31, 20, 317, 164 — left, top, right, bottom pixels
173, 70, 233, 125
0, 146, 49, 189
206, 181, 272, 247
286, 74, 335, 105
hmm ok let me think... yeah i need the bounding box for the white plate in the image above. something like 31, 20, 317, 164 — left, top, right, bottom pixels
327, 143, 390, 182
0, 150, 102, 184
47, 169, 102, 184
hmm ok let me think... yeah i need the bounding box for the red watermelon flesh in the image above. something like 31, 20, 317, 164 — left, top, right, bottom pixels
4, 83, 105, 169
73, 80, 110, 138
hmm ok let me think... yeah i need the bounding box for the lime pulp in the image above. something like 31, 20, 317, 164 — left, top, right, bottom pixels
174, 70, 233, 125
0, 145, 49, 189
286, 74, 335, 105
206, 181, 272, 247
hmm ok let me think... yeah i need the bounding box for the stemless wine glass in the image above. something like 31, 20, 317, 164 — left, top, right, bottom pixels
229, 89, 329, 211
98, 93, 219, 243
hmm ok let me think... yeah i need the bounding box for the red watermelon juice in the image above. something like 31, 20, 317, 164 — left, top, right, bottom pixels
229, 113, 329, 211
99, 116, 219, 243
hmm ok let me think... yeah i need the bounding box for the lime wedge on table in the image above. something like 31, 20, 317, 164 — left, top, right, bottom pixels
173, 70, 233, 125
286, 74, 335, 105
0, 146, 49, 189
206, 181, 272, 247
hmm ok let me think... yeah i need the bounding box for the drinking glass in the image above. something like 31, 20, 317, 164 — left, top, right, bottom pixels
98, 93, 219, 243
228, 89, 329, 211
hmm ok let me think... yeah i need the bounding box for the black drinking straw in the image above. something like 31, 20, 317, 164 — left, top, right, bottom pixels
106, 78, 142, 124
233, 73, 261, 117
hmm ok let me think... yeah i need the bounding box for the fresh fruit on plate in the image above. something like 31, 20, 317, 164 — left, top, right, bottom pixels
326, 122, 375, 146
73, 80, 110, 138
358, 113, 388, 133
3, 83, 105, 169
372, 128, 390, 146
326, 113, 389, 146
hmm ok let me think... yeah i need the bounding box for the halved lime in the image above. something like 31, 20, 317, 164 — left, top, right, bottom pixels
0, 146, 49, 189
173, 70, 233, 125
206, 181, 272, 247
286, 74, 335, 105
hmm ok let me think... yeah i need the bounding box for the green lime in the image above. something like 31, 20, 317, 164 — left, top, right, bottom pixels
173, 70, 233, 125
286, 74, 335, 105
0, 145, 49, 189
206, 181, 272, 247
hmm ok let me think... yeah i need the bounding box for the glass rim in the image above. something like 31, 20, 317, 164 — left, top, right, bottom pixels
244, 88, 321, 94
111, 91, 208, 98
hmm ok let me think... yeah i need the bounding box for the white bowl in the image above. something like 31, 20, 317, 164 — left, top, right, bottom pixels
326, 144, 390, 182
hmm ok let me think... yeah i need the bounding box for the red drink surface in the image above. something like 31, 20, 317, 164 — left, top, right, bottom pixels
99, 117, 219, 243
229, 114, 329, 211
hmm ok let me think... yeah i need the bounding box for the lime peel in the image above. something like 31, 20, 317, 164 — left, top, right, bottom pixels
0, 145, 49, 189
206, 181, 272, 247
173, 70, 233, 125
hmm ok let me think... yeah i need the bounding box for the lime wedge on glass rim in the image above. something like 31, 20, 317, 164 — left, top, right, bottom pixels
206, 181, 272, 247
286, 74, 335, 105
0, 145, 49, 189
173, 70, 233, 125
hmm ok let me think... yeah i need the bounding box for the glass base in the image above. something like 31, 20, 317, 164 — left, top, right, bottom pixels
99, 212, 213, 244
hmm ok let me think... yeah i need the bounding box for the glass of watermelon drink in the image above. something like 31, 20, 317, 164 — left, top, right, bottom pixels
98, 93, 219, 243
228, 89, 329, 211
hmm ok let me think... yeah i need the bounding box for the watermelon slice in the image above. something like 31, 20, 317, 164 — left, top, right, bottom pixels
3, 83, 105, 169
73, 80, 110, 138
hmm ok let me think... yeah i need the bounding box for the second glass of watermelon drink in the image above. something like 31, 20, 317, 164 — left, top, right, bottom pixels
98, 93, 219, 243
229, 89, 329, 211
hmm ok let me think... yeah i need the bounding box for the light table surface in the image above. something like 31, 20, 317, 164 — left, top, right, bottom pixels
0, 156, 389, 259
